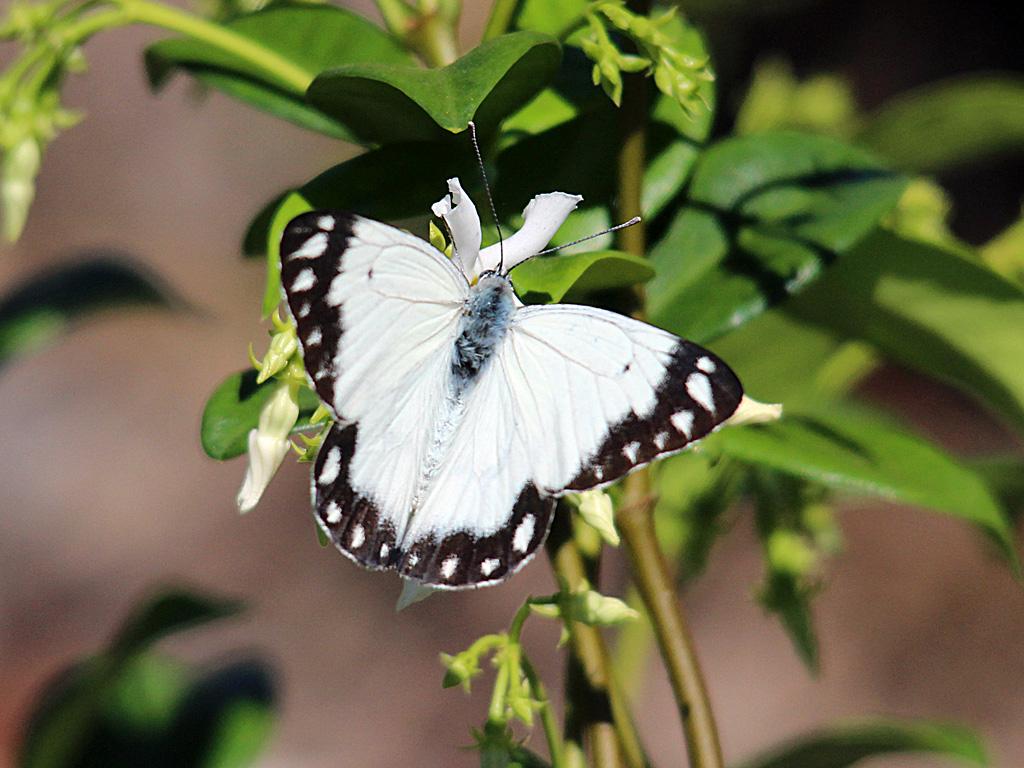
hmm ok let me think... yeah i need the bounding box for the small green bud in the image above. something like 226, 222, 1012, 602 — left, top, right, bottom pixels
574, 489, 620, 546
255, 316, 298, 383
2, 137, 40, 242
766, 529, 817, 577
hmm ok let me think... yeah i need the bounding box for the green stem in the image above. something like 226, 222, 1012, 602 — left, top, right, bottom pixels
616, 497, 724, 768
482, 0, 518, 41
488, 650, 511, 723
611, 11, 724, 764
121, 0, 315, 93
522, 655, 566, 768
547, 509, 648, 768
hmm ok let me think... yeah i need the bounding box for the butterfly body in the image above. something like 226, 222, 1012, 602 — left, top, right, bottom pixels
280, 181, 744, 590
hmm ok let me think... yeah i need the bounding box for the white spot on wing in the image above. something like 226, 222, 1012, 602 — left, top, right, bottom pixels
697, 356, 716, 374
594, 466, 604, 480
686, 372, 715, 414
408, 552, 420, 567
325, 502, 342, 524
513, 514, 536, 553
654, 431, 669, 450
319, 447, 341, 485
291, 232, 328, 259
440, 555, 459, 580
671, 410, 694, 438
291, 268, 316, 292
480, 558, 500, 577
380, 543, 390, 560
306, 328, 322, 346
298, 302, 311, 318
317, 215, 335, 231
350, 523, 365, 547
623, 441, 640, 463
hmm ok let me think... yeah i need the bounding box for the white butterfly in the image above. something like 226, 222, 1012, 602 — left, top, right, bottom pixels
280, 178, 743, 589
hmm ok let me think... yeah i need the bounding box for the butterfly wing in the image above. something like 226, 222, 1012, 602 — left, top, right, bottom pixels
395, 302, 743, 589
280, 211, 469, 570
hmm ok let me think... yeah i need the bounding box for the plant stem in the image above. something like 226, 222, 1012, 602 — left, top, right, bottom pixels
522, 655, 567, 768
612, 15, 725, 765
482, 0, 518, 41
547, 509, 648, 768
616, 495, 724, 768
122, 0, 315, 93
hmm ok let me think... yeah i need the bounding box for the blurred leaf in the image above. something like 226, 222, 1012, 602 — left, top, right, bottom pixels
707, 404, 1019, 571
307, 32, 561, 144
736, 58, 857, 137
19, 588, 265, 768
648, 132, 906, 343
981, 210, 1024, 284
145, 5, 412, 141
971, 456, 1024, 524
201, 369, 322, 460
736, 719, 989, 768
858, 75, 1024, 173
515, 0, 588, 38
791, 229, 1024, 437
511, 249, 654, 303
110, 589, 243, 660
0, 256, 179, 368
164, 660, 276, 768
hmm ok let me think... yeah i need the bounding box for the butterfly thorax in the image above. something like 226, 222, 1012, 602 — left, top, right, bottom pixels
451, 274, 515, 387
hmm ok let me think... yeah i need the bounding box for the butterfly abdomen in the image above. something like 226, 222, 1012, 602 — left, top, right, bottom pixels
451, 275, 515, 384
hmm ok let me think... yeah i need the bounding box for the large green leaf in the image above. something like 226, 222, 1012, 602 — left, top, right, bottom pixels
647, 132, 906, 343
145, 5, 412, 140
201, 369, 322, 460
858, 75, 1024, 173
707, 404, 1019, 570
307, 32, 561, 144
791, 229, 1024, 436
510, 249, 654, 304
736, 719, 988, 768
0, 256, 179, 369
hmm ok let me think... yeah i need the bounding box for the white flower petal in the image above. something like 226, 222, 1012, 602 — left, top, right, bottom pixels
431, 177, 481, 276
477, 191, 582, 276
237, 430, 292, 513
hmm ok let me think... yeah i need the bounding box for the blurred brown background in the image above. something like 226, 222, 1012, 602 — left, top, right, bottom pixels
1, 1, 1022, 766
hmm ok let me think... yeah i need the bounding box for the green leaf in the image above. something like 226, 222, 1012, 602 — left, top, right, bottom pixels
510, 249, 654, 303
515, 0, 588, 38
201, 369, 322, 460
971, 456, 1024, 524
307, 32, 561, 144
164, 660, 276, 768
736, 718, 989, 768
707, 404, 1019, 571
791, 229, 1024, 437
648, 132, 906, 343
145, 5, 412, 141
110, 589, 243, 660
0, 256, 180, 368
858, 75, 1024, 173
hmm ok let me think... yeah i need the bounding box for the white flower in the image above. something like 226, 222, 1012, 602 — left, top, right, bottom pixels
432, 177, 582, 282
236, 381, 300, 513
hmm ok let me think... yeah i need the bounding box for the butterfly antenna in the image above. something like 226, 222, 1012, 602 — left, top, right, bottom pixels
534, 216, 642, 256
468, 121, 504, 274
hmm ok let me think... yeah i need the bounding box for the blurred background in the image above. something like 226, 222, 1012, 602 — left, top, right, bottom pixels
1, 0, 1022, 765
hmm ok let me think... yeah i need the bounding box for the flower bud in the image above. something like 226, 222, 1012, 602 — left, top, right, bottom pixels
2, 137, 40, 242
575, 489, 620, 546
236, 381, 300, 513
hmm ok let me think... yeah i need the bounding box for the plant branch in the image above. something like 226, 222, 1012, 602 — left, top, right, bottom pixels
547, 509, 647, 768
616, 495, 724, 768
612, 12, 724, 765
121, 0, 316, 93
482, 0, 518, 41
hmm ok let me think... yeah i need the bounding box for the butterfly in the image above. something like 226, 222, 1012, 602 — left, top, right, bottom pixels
280, 177, 743, 589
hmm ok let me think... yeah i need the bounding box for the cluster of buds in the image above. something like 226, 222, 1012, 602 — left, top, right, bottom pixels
0, 0, 87, 241
236, 311, 329, 512
581, 1, 714, 117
